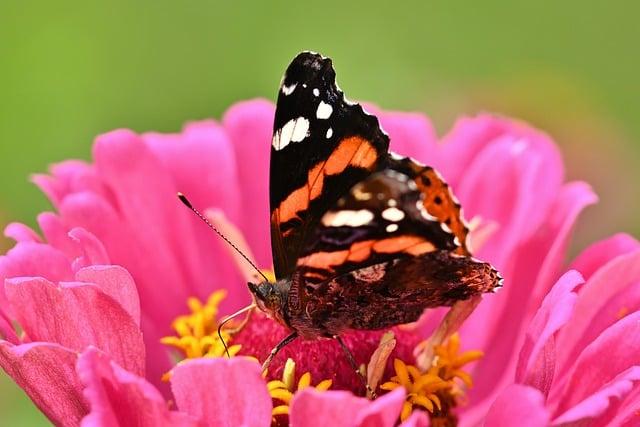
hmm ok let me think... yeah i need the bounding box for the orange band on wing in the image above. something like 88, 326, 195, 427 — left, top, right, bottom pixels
297, 235, 436, 276
274, 137, 378, 224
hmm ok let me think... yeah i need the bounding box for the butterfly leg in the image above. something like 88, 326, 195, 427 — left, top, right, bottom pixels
261, 331, 298, 374
334, 335, 378, 399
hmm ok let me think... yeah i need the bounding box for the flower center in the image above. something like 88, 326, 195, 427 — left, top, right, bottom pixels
162, 291, 480, 425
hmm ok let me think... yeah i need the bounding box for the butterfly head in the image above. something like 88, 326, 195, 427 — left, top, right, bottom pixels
248, 280, 290, 323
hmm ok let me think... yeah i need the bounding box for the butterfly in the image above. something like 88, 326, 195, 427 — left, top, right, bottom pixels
245, 52, 502, 383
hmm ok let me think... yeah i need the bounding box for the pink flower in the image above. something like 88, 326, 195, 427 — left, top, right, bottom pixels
485, 234, 640, 426
1, 98, 635, 426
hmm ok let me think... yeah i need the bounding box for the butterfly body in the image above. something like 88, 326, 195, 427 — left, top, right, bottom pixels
249, 51, 502, 345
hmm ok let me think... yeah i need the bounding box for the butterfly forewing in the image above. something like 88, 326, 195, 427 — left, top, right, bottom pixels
270, 52, 389, 279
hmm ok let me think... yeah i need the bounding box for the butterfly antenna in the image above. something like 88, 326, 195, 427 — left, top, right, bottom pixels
217, 304, 256, 357
177, 192, 269, 283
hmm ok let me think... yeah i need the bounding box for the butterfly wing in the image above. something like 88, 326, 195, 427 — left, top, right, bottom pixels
287, 160, 502, 333
295, 167, 461, 282
386, 153, 471, 255
270, 52, 389, 279
300, 251, 502, 333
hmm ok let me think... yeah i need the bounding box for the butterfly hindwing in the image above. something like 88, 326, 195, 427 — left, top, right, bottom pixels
270, 52, 389, 279
386, 154, 471, 255
298, 251, 502, 332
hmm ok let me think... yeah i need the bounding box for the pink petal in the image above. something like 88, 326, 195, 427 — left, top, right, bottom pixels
31, 160, 105, 209
0, 241, 74, 316
143, 120, 241, 225
375, 108, 441, 168
554, 311, 640, 415
170, 357, 272, 427
68, 227, 111, 270
222, 99, 274, 268
0, 241, 73, 283
0, 341, 88, 426
143, 120, 248, 306
290, 389, 368, 427
516, 270, 582, 396
58, 190, 175, 389
440, 114, 563, 189
75, 265, 140, 326
399, 411, 430, 427
0, 311, 18, 343
93, 129, 245, 313
354, 387, 406, 426
4, 222, 42, 243
289, 387, 405, 427
570, 233, 640, 281
484, 384, 550, 427
598, 382, 640, 426
556, 249, 640, 377
5, 277, 144, 376
37, 212, 81, 260
77, 348, 194, 427
552, 366, 640, 425
463, 181, 596, 406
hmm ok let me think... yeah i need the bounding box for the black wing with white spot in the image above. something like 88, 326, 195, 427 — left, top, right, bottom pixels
270, 52, 389, 279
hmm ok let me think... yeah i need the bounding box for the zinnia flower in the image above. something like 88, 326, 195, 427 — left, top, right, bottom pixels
1, 98, 637, 426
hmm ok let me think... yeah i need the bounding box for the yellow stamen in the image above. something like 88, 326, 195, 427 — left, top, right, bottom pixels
381, 333, 482, 422
267, 358, 332, 422
160, 290, 242, 380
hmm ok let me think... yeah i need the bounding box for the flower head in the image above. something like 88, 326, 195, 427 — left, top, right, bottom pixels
0, 99, 636, 427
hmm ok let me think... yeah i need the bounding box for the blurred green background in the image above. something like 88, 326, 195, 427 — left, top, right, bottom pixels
1, 1, 638, 424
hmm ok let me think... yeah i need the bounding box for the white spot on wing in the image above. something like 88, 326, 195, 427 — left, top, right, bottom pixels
322, 210, 374, 227
313, 88, 320, 97
326, 128, 333, 139
316, 101, 333, 119
386, 224, 399, 233
282, 83, 297, 96
387, 199, 397, 207
382, 207, 405, 222
272, 117, 310, 151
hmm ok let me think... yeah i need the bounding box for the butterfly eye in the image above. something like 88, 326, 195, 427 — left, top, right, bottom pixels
248, 282, 263, 300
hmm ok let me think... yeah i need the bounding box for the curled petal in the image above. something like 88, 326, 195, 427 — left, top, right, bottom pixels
77, 348, 194, 427
554, 311, 640, 415
75, 265, 140, 326
68, 227, 110, 270
552, 366, 640, 425
4, 223, 41, 243
5, 277, 144, 376
516, 270, 582, 395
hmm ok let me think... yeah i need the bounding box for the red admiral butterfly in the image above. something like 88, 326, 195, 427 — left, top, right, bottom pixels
249, 52, 502, 379
180, 51, 502, 394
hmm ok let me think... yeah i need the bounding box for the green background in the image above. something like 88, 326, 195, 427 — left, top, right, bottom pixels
1, 1, 638, 424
